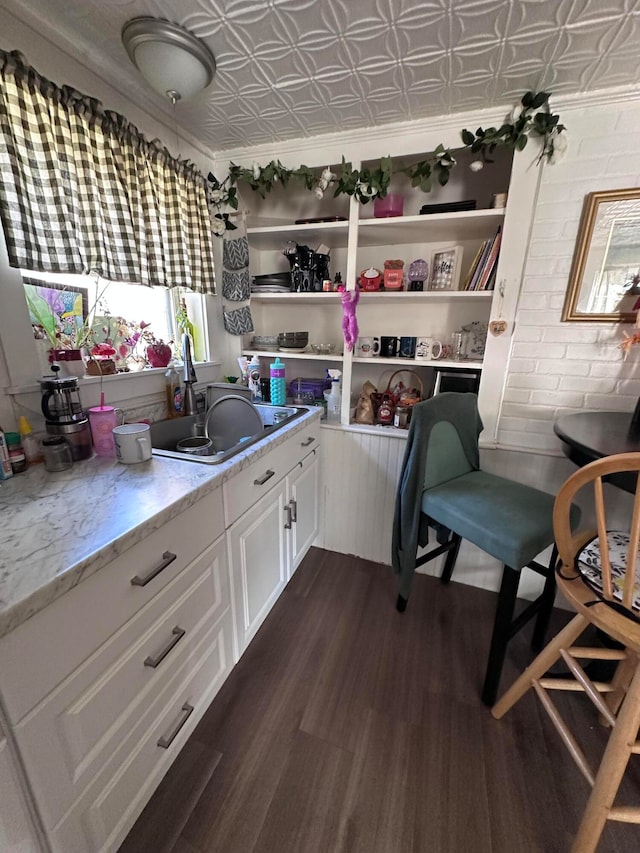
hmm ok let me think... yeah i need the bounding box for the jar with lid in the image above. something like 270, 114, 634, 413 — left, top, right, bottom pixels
41, 436, 73, 472
393, 405, 410, 429
4, 432, 27, 473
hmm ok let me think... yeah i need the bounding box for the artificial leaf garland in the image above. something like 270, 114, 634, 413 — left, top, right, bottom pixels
207, 91, 566, 233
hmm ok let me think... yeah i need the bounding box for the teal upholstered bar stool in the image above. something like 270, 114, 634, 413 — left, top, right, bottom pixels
392, 392, 580, 705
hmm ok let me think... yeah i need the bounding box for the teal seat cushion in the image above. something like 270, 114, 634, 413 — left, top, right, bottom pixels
421, 470, 558, 570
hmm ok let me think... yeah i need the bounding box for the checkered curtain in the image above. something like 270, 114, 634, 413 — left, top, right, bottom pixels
0, 50, 215, 293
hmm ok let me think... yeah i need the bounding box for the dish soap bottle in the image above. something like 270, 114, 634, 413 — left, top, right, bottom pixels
18, 415, 43, 464
326, 369, 342, 423
165, 360, 184, 418
269, 357, 286, 406
248, 355, 262, 402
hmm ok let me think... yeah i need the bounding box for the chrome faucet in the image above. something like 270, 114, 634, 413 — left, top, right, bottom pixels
182, 334, 197, 416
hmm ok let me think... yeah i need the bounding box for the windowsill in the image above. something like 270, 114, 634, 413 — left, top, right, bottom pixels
5, 361, 222, 395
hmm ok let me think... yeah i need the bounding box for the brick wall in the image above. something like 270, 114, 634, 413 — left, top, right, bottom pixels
497, 100, 640, 453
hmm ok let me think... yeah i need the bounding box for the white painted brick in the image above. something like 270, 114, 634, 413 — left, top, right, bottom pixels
548, 293, 568, 311
518, 293, 549, 310
509, 357, 536, 373
528, 239, 572, 258
590, 360, 634, 378
559, 376, 616, 394
616, 380, 640, 395
534, 202, 582, 223
525, 258, 566, 276
507, 373, 559, 390
501, 402, 553, 420
499, 416, 553, 434
512, 327, 544, 343
501, 389, 531, 404
531, 390, 585, 407
537, 359, 589, 376
542, 326, 599, 343
585, 394, 634, 412
523, 276, 570, 292
512, 343, 565, 359
565, 343, 619, 360
578, 136, 635, 158
497, 429, 559, 453
517, 309, 563, 326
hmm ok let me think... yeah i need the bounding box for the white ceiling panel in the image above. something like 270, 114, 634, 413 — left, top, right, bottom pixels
1, 0, 640, 153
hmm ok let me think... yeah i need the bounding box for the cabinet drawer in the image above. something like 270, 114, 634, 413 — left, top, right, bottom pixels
15, 535, 228, 830
47, 611, 233, 853
0, 487, 224, 724
223, 422, 320, 526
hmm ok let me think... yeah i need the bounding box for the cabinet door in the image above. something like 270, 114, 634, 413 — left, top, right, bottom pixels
227, 481, 288, 658
0, 736, 43, 852
287, 448, 320, 577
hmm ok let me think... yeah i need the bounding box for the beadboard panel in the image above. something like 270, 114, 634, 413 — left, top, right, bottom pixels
318, 429, 636, 604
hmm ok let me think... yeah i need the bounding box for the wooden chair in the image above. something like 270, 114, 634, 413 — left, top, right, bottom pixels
492, 451, 640, 853
392, 393, 579, 705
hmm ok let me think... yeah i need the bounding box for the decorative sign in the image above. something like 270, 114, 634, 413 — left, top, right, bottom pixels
489, 319, 508, 336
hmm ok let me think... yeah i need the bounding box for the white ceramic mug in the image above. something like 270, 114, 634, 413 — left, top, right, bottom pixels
113, 423, 152, 464
357, 336, 380, 358
415, 337, 443, 361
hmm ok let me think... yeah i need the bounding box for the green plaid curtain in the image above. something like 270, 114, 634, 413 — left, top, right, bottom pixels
0, 50, 215, 293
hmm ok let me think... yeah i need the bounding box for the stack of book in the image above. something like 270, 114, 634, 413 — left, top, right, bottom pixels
462, 227, 502, 291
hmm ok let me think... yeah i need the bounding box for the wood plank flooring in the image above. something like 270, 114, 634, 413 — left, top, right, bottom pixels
119, 547, 640, 853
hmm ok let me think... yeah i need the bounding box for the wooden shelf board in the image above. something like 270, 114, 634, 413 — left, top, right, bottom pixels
351, 357, 483, 369
357, 209, 505, 245
247, 219, 350, 250
250, 291, 492, 303
250, 292, 343, 304
242, 350, 344, 362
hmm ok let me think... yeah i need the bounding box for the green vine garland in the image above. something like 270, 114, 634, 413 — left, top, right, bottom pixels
208, 91, 566, 234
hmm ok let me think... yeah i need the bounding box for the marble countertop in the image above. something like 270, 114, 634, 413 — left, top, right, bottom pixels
0, 408, 321, 639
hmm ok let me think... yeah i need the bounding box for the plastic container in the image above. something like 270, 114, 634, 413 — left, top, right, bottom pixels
325, 381, 341, 423
5, 432, 27, 473
269, 358, 286, 406
165, 361, 184, 418
18, 415, 43, 464
373, 193, 404, 218
41, 436, 73, 472
0, 430, 15, 479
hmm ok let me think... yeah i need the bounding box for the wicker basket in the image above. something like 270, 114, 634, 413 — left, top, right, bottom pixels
370, 369, 424, 419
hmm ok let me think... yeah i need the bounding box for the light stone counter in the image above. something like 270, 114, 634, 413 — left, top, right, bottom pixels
0, 407, 321, 639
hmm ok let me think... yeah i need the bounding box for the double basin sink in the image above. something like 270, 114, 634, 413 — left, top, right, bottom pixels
150, 403, 306, 465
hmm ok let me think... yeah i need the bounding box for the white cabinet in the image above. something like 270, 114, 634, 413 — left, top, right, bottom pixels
287, 446, 320, 577
0, 733, 43, 853
226, 428, 321, 658
0, 487, 233, 853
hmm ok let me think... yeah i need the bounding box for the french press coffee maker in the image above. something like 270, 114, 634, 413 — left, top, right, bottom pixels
40, 364, 93, 460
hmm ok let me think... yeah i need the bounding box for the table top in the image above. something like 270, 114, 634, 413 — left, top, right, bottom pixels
554, 410, 640, 492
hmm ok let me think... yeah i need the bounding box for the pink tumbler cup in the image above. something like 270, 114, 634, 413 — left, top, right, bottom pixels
88, 406, 124, 457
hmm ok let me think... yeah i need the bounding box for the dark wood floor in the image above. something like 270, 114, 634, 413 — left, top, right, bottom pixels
119, 547, 640, 853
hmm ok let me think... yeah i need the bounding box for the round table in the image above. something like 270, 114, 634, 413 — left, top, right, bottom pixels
554, 410, 640, 493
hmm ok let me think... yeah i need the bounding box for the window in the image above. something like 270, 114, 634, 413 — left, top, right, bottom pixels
21, 270, 208, 373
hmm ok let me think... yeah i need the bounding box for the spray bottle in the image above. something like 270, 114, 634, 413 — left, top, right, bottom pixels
247, 355, 262, 402
326, 369, 342, 423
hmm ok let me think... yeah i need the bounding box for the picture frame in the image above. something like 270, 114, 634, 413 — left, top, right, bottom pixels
561, 187, 640, 323
22, 278, 89, 339
428, 246, 463, 291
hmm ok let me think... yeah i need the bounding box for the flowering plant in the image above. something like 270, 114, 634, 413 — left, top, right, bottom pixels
206, 90, 567, 233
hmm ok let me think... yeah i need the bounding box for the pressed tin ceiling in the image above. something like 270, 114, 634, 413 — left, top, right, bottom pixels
3, 0, 640, 152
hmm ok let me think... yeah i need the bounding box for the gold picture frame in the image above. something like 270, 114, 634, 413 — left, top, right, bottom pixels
562, 187, 640, 323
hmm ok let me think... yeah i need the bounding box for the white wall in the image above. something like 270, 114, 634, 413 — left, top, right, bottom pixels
499, 99, 640, 454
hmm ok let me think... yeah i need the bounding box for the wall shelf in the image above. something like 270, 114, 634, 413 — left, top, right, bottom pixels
351, 357, 483, 369
357, 209, 505, 245
242, 350, 344, 363
250, 290, 493, 303
247, 219, 349, 250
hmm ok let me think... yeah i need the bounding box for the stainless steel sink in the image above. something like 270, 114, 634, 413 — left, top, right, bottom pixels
150, 403, 306, 465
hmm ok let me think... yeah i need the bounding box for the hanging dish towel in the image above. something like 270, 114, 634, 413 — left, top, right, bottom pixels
221, 220, 254, 335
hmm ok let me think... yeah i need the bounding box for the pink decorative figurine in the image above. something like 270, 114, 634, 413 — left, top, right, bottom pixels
341, 287, 360, 352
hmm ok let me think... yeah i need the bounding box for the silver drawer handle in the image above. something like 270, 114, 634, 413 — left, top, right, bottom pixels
144, 626, 185, 668
157, 703, 194, 749
300, 436, 315, 447
284, 504, 292, 529
130, 551, 177, 587
289, 498, 297, 523
254, 469, 275, 486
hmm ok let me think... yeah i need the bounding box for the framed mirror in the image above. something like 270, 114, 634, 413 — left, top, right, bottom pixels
562, 187, 640, 322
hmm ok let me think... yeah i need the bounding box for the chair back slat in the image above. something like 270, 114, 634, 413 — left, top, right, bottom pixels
622, 476, 640, 610
593, 476, 613, 600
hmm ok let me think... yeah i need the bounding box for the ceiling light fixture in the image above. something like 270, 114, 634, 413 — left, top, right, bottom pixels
121, 17, 216, 102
